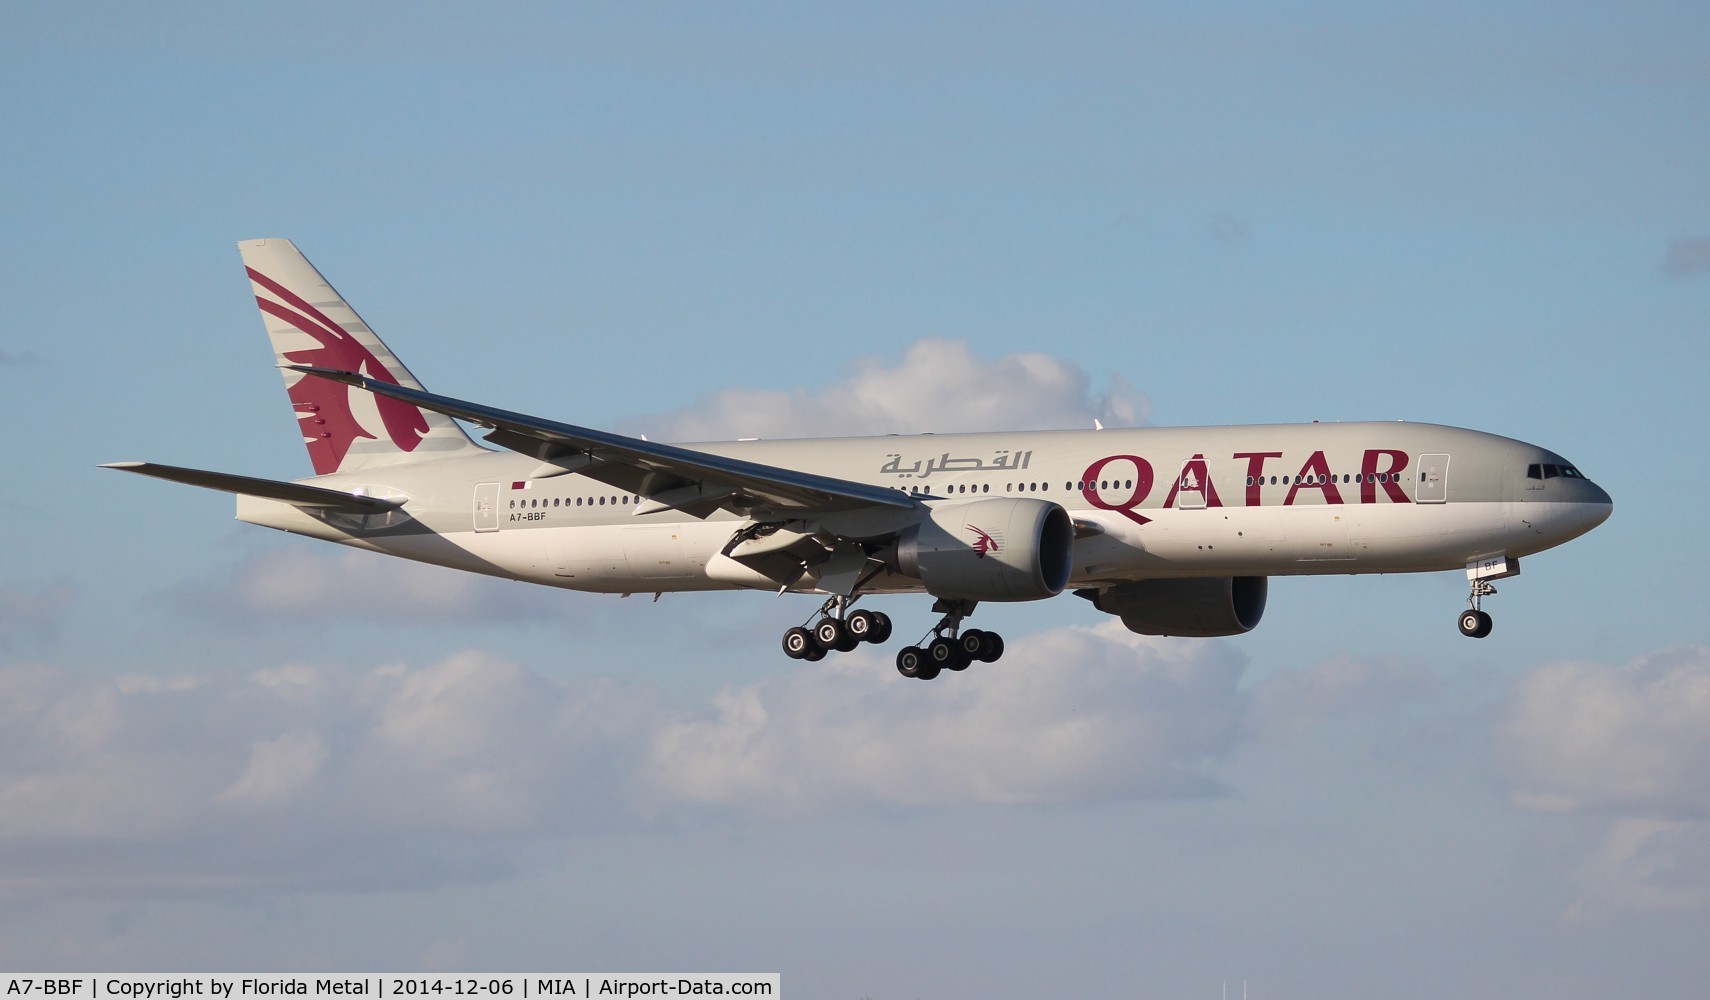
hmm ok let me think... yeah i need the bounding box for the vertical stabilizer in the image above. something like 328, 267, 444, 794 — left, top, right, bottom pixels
238, 238, 485, 475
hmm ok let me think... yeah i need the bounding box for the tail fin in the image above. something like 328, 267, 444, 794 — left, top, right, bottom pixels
238, 238, 485, 475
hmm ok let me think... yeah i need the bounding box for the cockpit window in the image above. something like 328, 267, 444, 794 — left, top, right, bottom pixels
1528, 463, 1586, 481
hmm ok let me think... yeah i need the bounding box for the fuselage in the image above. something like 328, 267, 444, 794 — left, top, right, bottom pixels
235, 420, 1613, 596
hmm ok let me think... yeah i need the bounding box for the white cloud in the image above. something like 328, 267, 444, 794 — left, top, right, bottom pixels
218, 729, 329, 809
0, 625, 1255, 896
0, 582, 74, 649
647, 621, 1245, 814
628, 337, 1148, 441
1244, 653, 1436, 743
0, 655, 668, 896
1498, 645, 1710, 915
175, 547, 565, 625
1568, 818, 1710, 918
1497, 645, 1710, 818
1663, 237, 1710, 279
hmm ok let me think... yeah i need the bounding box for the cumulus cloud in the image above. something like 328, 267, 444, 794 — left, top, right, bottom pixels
1568, 818, 1710, 917
1498, 645, 1710, 914
628, 337, 1148, 441
0, 583, 74, 649
648, 621, 1245, 814
173, 547, 566, 626
1662, 238, 1710, 279
1244, 653, 1435, 743
1497, 645, 1710, 818
0, 653, 668, 896
0, 625, 1257, 896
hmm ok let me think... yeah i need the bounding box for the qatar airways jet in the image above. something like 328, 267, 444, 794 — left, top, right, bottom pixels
106, 239, 1613, 679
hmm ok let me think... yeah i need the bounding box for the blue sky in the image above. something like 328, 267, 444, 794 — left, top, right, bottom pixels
3, 2, 1708, 996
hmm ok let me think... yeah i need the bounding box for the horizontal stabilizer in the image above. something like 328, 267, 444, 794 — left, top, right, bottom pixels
101, 462, 401, 512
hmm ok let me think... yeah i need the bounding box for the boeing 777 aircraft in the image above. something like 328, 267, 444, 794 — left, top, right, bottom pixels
107, 239, 1613, 679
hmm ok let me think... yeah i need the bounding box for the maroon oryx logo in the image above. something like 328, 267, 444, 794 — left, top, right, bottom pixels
249, 267, 429, 475
969, 525, 1001, 558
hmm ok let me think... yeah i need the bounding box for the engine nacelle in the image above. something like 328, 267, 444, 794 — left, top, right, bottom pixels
896, 497, 1074, 602
1082, 576, 1268, 637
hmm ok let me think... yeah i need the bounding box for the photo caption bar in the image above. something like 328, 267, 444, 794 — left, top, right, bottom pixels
1, 976, 778, 1000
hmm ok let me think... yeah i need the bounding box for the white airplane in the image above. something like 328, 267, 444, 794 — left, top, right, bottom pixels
107, 239, 1614, 679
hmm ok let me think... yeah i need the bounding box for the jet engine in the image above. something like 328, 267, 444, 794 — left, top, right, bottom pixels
896, 497, 1074, 602
1080, 576, 1268, 637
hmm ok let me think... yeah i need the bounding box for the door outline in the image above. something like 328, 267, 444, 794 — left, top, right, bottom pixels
473, 482, 500, 532
1174, 459, 1208, 510
1415, 454, 1450, 504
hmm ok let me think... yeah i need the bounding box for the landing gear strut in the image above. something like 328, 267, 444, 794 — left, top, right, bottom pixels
1459, 581, 1495, 639
1457, 556, 1516, 639
895, 599, 1005, 681
781, 596, 892, 661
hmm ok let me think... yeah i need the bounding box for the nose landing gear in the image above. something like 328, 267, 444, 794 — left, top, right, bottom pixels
1457, 556, 1517, 639
1458, 599, 1494, 639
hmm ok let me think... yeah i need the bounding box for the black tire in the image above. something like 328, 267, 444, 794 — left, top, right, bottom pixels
802, 646, 826, 662
869, 611, 893, 644
1459, 610, 1489, 638
814, 617, 847, 651
896, 646, 924, 678
929, 636, 971, 672
958, 630, 988, 660
916, 663, 941, 681
847, 609, 878, 641
782, 627, 814, 659
979, 632, 1005, 662
1472, 610, 1493, 639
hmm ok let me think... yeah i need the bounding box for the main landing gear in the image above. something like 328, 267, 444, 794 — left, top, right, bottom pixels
781, 596, 893, 662
894, 599, 1005, 681
780, 596, 1006, 681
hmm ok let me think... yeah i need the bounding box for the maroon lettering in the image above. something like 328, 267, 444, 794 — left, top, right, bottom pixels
1081, 455, 1155, 526
1234, 451, 1283, 507
1361, 449, 1411, 504
1285, 450, 1343, 505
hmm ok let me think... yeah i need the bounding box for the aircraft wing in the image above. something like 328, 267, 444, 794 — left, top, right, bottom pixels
288, 366, 921, 519
101, 461, 402, 511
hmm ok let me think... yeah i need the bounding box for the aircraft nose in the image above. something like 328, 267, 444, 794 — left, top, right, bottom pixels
1584, 481, 1614, 528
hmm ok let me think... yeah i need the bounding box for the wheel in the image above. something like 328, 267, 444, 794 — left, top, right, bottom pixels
802, 646, 826, 662
978, 632, 1004, 662
896, 645, 924, 678
958, 630, 988, 661
916, 663, 941, 681
847, 609, 888, 644
1458, 609, 1493, 639
782, 626, 814, 659
928, 636, 971, 671
814, 617, 847, 651
1473, 610, 1493, 639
